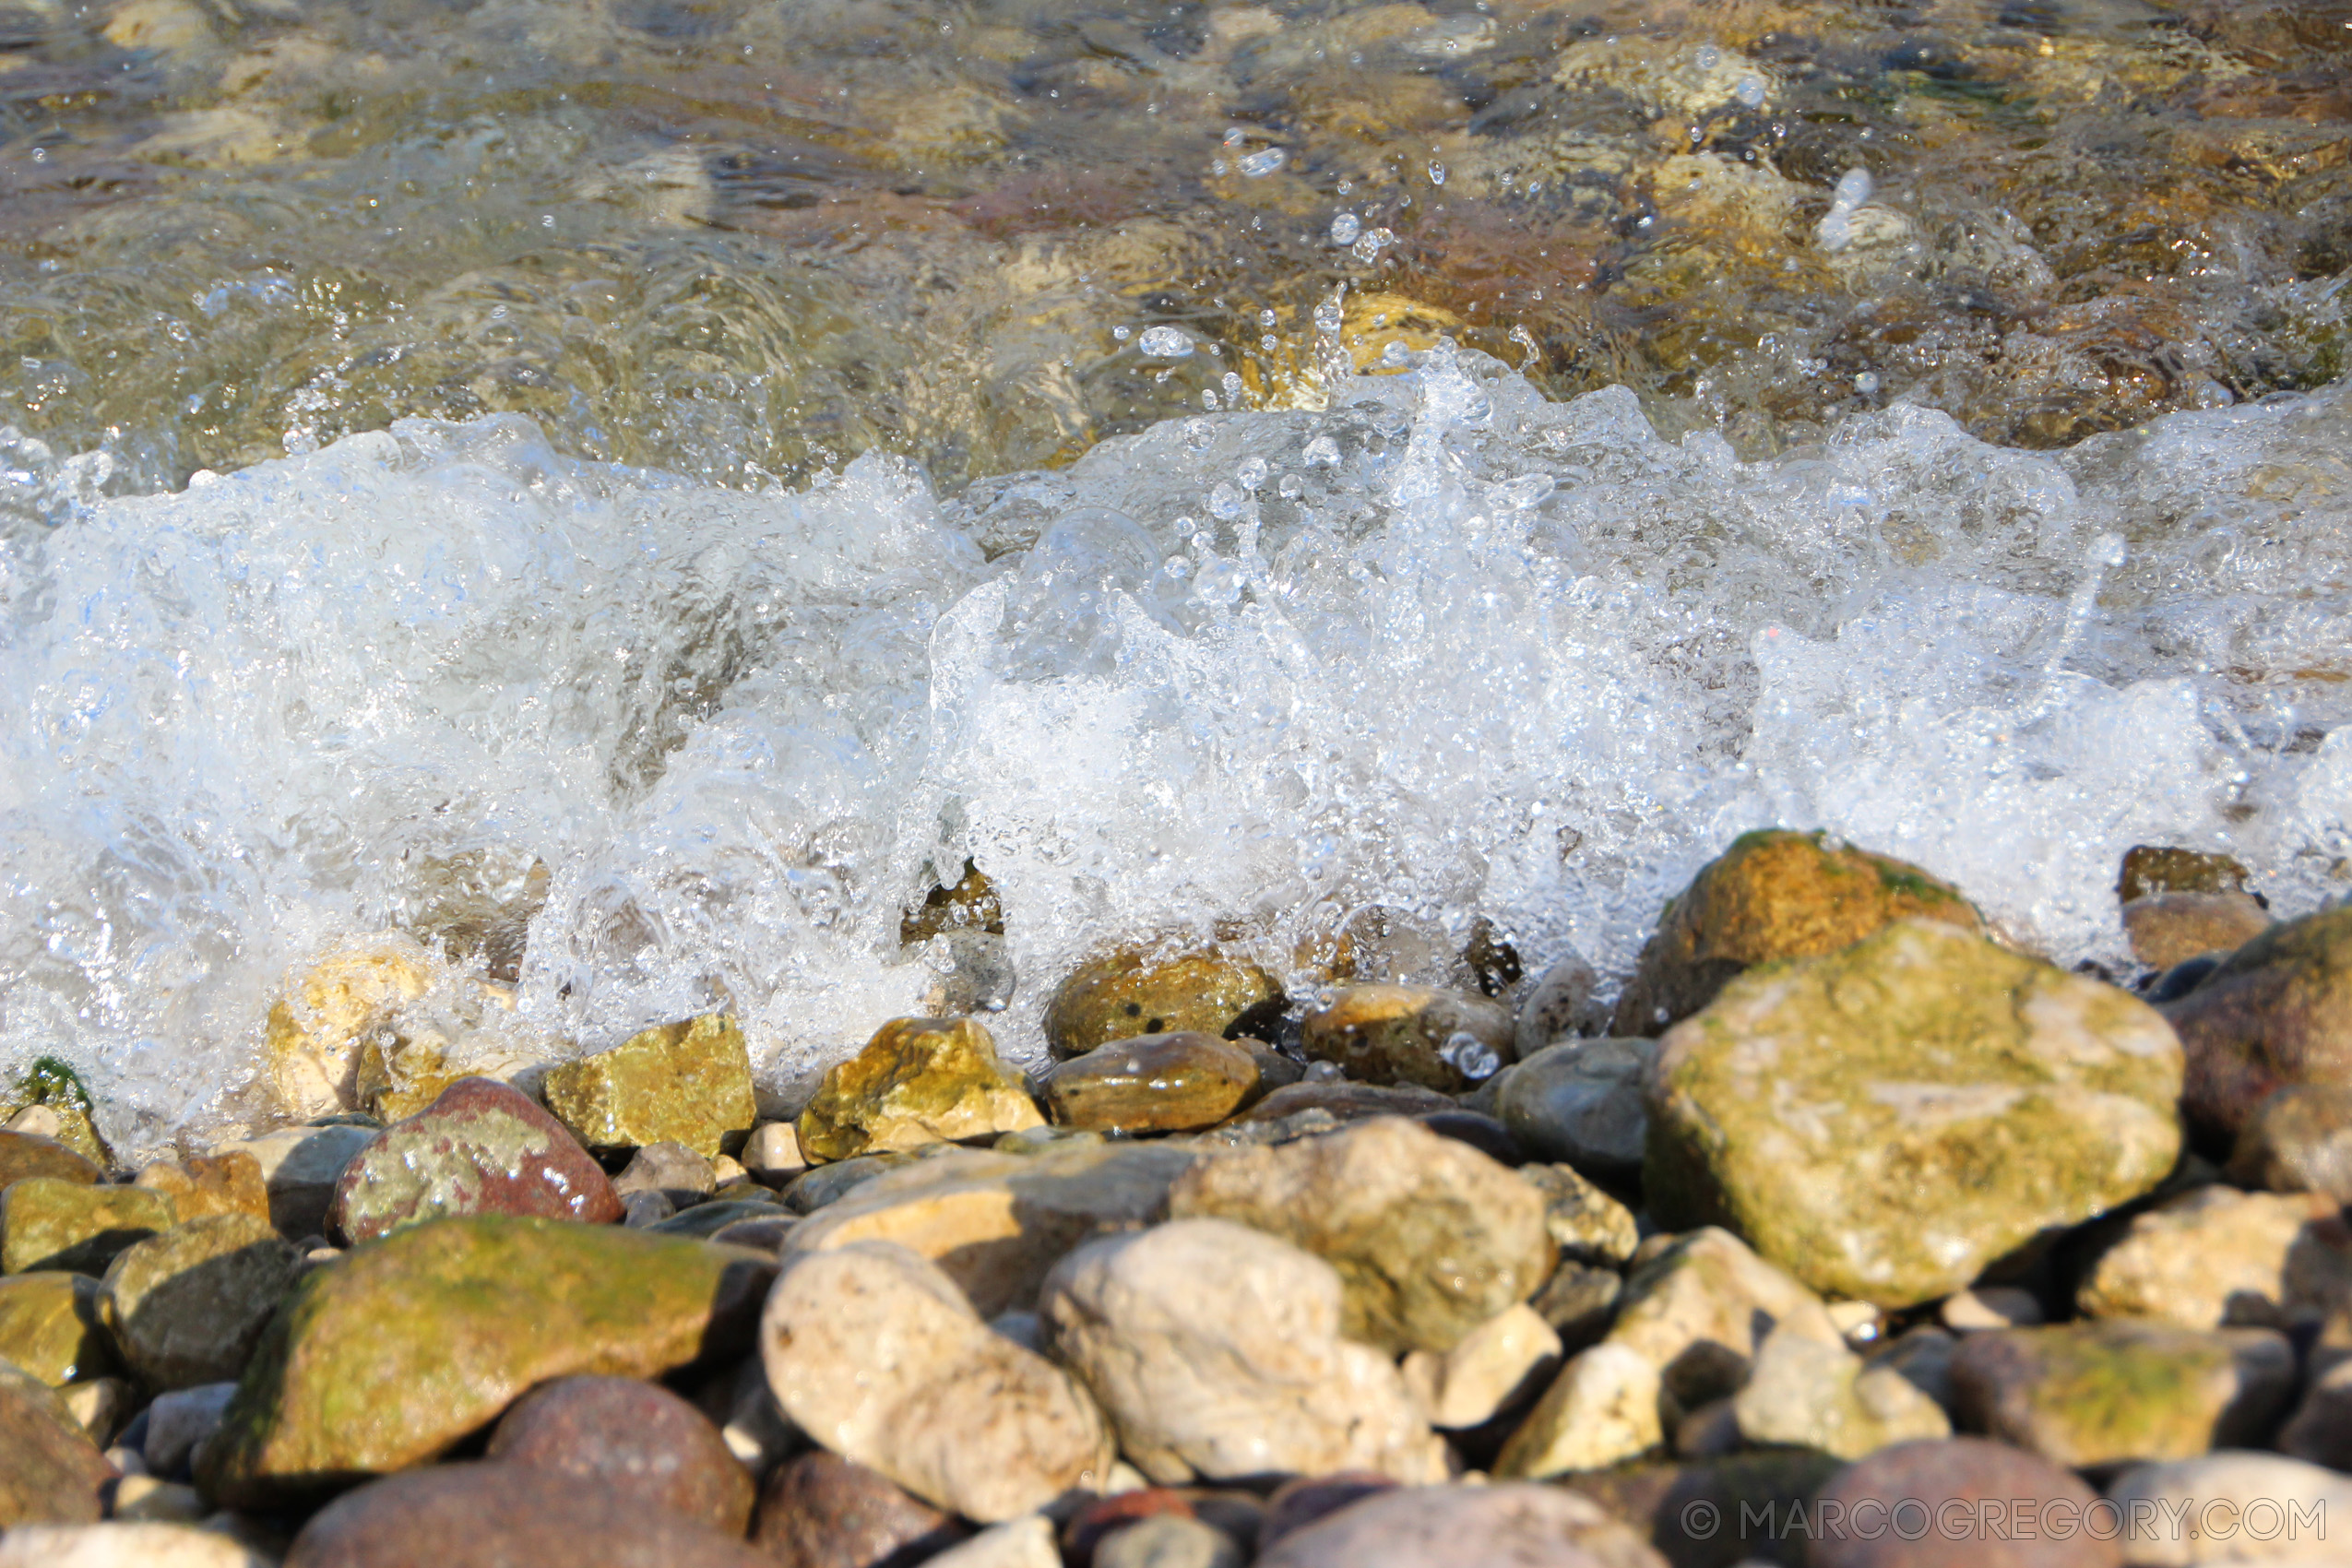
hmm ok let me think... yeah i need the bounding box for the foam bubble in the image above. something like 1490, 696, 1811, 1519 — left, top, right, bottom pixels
4, 354, 2347, 1154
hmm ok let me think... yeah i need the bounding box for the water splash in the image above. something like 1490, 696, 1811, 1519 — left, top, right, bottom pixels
4, 357, 2348, 1155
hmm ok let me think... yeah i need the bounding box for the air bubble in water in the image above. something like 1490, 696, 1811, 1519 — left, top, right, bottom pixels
1330, 212, 1362, 246
1207, 481, 1245, 520
1238, 148, 1287, 178
1427, 161, 1446, 186
1440, 1031, 1501, 1081
1237, 457, 1269, 491
1854, 371, 1881, 395
1735, 75, 1766, 107
1139, 326, 1194, 359
1301, 434, 1341, 467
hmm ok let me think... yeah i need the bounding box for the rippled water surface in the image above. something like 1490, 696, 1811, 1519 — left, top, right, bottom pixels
1, 0, 2347, 1148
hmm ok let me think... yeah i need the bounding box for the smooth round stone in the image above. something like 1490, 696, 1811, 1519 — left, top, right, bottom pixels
1234, 1080, 1455, 1125
1811, 1437, 2120, 1567
327, 1077, 623, 1244
1514, 953, 1601, 1059
0, 1179, 174, 1276
2228, 1083, 2352, 1198
1949, 1322, 2295, 1468
1494, 1038, 1654, 1181
0, 1362, 112, 1530
2121, 891, 2272, 971
1412, 1110, 1520, 1165
1043, 1032, 1263, 1134
0, 1522, 274, 1567
752, 1450, 969, 1568
1253, 1482, 1664, 1568
485, 1374, 753, 1535
2106, 1453, 2352, 1568
2166, 905, 2352, 1135
101, 1213, 302, 1389
281, 1463, 767, 1568
1299, 984, 1514, 1093
1256, 1473, 1398, 1554
0, 1127, 102, 1191
612, 1142, 718, 1208
0, 1273, 118, 1386
1042, 947, 1285, 1061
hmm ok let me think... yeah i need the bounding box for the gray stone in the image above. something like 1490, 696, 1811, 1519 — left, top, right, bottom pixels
2105, 1452, 2352, 1567
1497, 1039, 1654, 1182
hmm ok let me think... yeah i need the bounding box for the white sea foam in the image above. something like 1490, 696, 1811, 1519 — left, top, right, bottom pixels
3, 351, 2347, 1154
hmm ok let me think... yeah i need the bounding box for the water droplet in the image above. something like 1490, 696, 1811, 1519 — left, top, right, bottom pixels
1854, 371, 1880, 395
1237, 457, 1269, 491
1138, 326, 1194, 359
1301, 435, 1341, 467
1427, 160, 1446, 186
1208, 481, 1245, 519
1238, 148, 1287, 178
1329, 212, 1362, 245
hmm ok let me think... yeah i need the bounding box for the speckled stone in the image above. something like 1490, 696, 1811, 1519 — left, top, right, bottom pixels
486, 1374, 753, 1534
327, 1077, 623, 1244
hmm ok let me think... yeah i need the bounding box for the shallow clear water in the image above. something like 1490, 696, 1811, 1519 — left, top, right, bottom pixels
0, 0, 2346, 1150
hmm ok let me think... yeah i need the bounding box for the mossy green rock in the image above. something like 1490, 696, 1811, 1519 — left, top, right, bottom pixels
0, 1129, 101, 1194
1646, 919, 2182, 1308
2166, 905, 2352, 1135
1, 1179, 175, 1275
102, 1213, 303, 1390
0, 1273, 118, 1385
0, 1360, 112, 1528
1042, 946, 1285, 1060
1950, 1321, 2296, 1467
197, 1215, 776, 1507
1613, 828, 1982, 1034
543, 1013, 756, 1159
797, 1016, 1042, 1164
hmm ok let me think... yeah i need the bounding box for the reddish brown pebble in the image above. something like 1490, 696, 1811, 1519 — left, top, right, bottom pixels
283, 1463, 766, 1568
753, 1451, 969, 1568
327, 1078, 624, 1244
485, 1374, 754, 1535
1808, 1437, 2122, 1568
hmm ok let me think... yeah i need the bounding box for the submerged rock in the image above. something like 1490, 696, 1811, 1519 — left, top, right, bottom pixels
1298, 983, 1514, 1092
1612, 829, 1981, 1035
327, 1077, 624, 1244
1043, 947, 1284, 1060
1949, 1321, 2295, 1467
1, 1180, 174, 1276
2167, 906, 2352, 1135
1645, 919, 2183, 1307
1167, 1116, 1553, 1353
761, 1240, 1113, 1521
796, 1016, 1042, 1163
1039, 1218, 1447, 1486
543, 1014, 757, 1159
101, 1213, 302, 1389
265, 939, 434, 1120
200, 1216, 774, 1506
2122, 892, 2273, 972
1042, 1032, 1262, 1134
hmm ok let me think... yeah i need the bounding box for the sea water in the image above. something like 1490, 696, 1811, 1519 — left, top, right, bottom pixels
4, 345, 2347, 1155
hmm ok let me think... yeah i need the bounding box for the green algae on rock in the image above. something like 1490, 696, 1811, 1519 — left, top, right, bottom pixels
2166, 905, 2352, 1136
1645, 919, 2183, 1309
3, 1059, 111, 1171
1612, 829, 1983, 1035
197, 1215, 775, 1507
796, 1016, 1043, 1164
542, 1014, 757, 1159
1041, 1031, 1263, 1134
1949, 1321, 2296, 1468
0, 1273, 118, 1386
101, 1213, 303, 1390
1, 1180, 176, 1277
1042, 947, 1285, 1061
